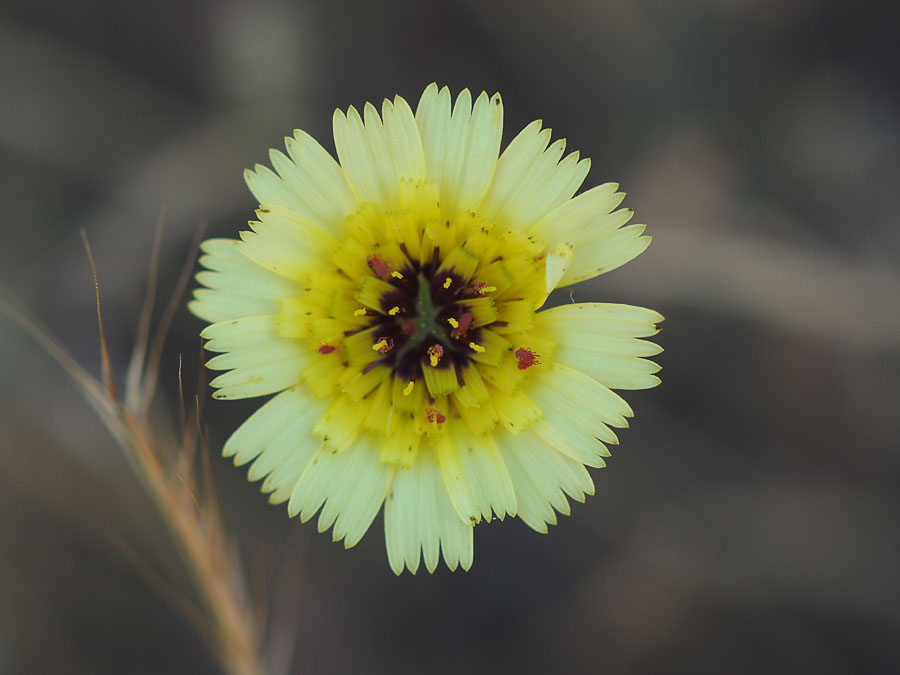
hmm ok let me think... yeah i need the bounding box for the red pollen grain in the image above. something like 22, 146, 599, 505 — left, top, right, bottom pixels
366, 254, 390, 278
515, 348, 541, 370
375, 336, 394, 354
456, 312, 473, 336
463, 281, 486, 298
427, 344, 444, 364
318, 345, 337, 355
425, 408, 446, 424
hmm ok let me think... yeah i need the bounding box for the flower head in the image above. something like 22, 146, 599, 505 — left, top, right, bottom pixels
189, 84, 662, 574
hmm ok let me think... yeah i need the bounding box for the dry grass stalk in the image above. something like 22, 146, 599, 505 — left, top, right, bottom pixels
1, 223, 269, 675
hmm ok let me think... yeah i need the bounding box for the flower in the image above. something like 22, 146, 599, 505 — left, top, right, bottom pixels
189, 84, 662, 574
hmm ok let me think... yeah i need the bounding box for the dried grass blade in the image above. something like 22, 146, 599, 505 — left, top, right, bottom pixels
0, 293, 129, 454
139, 221, 206, 422
80, 229, 118, 403
125, 205, 167, 411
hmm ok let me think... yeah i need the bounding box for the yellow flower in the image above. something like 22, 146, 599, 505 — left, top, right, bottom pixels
189, 84, 662, 574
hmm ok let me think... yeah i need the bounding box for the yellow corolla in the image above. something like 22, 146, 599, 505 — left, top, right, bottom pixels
189, 84, 663, 574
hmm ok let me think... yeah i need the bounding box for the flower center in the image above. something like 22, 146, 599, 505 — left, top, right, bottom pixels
278, 180, 555, 462
361, 257, 485, 386
405, 272, 450, 346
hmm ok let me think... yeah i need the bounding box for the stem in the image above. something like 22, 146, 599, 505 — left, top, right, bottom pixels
124, 414, 264, 675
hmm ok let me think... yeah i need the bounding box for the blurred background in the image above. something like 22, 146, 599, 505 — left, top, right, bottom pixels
2, 0, 899, 673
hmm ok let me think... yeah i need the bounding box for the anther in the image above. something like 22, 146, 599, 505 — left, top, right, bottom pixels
388, 306, 402, 316
450, 312, 475, 337
473, 281, 497, 295
443, 277, 453, 289
372, 337, 394, 354
425, 408, 446, 424
515, 348, 541, 370
366, 254, 390, 278
427, 344, 444, 367
468, 341, 485, 353
318, 344, 337, 355
391, 271, 404, 279
353, 308, 367, 316
403, 380, 415, 396
447, 317, 459, 329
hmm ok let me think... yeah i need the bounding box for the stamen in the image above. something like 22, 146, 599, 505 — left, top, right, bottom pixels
427, 344, 444, 367
515, 348, 541, 370
366, 254, 390, 278
318, 344, 337, 355
458, 312, 475, 335
372, 337, 394, 354
447, 317, 459, 329
450, 312, 475, 338
472, 281, 497, 295
388, 306, 402, 316
443, 277, 453, 289
391, 271, 404, 279
353, 308, 367, 316
425, 408, 446, 424
403, 380, 415, 396
468, 341, 485, 353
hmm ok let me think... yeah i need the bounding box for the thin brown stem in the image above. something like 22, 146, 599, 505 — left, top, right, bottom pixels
0, 230, 270, 675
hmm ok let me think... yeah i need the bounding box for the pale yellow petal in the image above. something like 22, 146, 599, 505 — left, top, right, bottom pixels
497, 430, 594, 533
333, 96, 425, 210
531, 183, 651, 285
244, 129, 356, 232
202, 314, 308, 400
479, 120, 590, 230
221, 387, 327, 504
535, 302, 663, 390
415, 84, 503, 220
436, 426, 517, 525
237, 205, 339, 282
384, 446, 474, 574
207, 355, 305, 400
287, 436, 394, 548
188, 238, 299, 323
528, 362, 635, 467
544, 241, 574, 296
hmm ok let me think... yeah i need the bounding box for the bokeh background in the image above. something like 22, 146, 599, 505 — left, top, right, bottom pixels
2, 1, 899, 673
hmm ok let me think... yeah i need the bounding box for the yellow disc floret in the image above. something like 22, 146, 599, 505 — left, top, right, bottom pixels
273, 180, 553, 467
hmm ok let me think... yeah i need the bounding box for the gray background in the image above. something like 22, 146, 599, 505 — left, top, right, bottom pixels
2, 0, 899, 673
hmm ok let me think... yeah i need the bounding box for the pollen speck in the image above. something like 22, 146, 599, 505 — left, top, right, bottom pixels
425, 408, 446, 424
443, 277, 452, 289
515, 348, 540, 369
353, 308, 367, 316
447, 317, 459, 329
427, 344, 444, 367
388, 306, 401, 316
367, 254, 390, 278
373, 337, 394, 354
468, 341, 485, 353
391, 271, 404, 279
453, 312, 473, 338
403, 380, 415, 396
